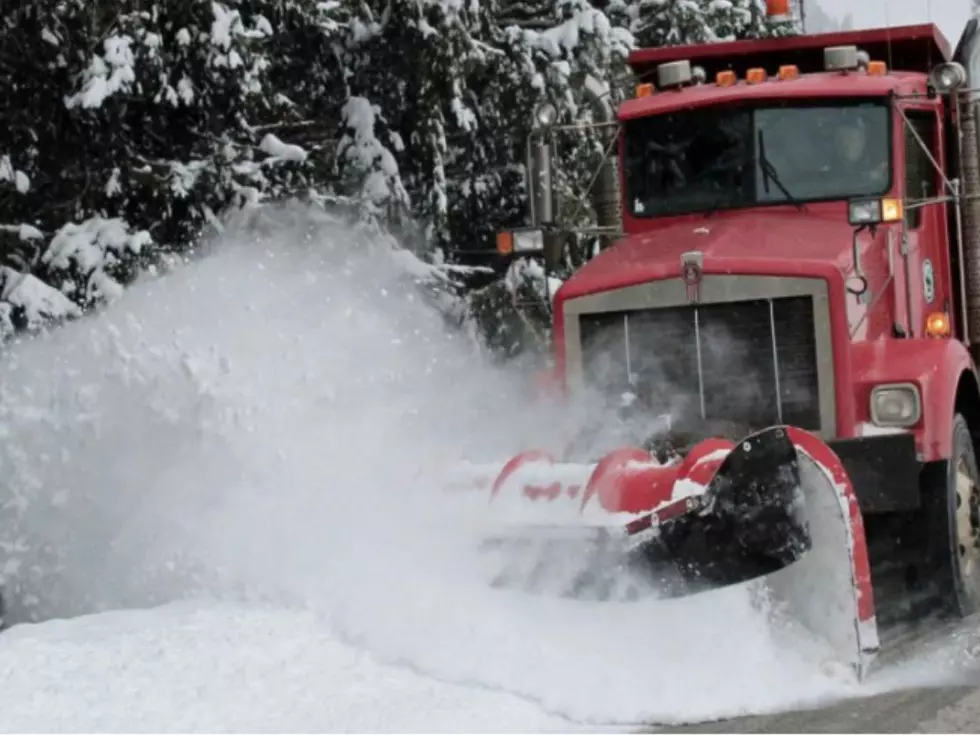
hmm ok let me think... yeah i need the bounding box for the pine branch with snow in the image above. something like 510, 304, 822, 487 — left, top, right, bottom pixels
0, 0, 342, 334
336, 96, 409, 220
0, 267, 82, 336
39, 217, 152, 308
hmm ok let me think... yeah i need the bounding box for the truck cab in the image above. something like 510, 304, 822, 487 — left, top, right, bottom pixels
498, 19, 980, 631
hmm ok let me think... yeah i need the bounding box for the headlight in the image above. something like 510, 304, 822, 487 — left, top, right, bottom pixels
870, 383, 921, 427
513, 228, 545, 254
848, 198, 881, 225
929, 61, 967, 93
495, 228, 545, 256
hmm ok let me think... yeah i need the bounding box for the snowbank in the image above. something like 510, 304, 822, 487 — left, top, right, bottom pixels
0, 601, 572, 733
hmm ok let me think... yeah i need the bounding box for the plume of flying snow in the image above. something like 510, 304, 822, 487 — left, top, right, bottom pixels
0, 202, 956, 727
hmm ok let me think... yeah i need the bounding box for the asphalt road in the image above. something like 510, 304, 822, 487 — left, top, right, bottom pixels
662, 685, 980, 732
648, 619, 980, 733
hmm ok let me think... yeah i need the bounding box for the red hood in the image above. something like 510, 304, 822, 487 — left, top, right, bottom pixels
558, 210, 856, 300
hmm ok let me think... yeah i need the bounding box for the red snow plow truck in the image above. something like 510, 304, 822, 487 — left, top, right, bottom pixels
459, 7, 980, 679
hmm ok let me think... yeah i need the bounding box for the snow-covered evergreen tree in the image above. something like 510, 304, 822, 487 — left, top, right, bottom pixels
497, 2, 632, 242
448, 0, 635, 357
0, 0, 344, 335
796, 0, 852, 33
629, 0, 795, 47
628, 0, 712, 46
335, 0, 486, 257
734, 0, 799, 38
0, 0, 799, 359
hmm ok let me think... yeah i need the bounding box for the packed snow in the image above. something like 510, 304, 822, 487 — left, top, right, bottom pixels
0, 205, 972, 732
0, 601, 573, 733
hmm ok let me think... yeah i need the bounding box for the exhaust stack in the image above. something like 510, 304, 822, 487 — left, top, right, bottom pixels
581, 74, 622, 242
524, 74, 621, 251
953, 22, 980, 347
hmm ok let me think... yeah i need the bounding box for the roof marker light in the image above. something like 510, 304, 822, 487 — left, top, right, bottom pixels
867, 60, 887, 76
716, 70, 737, 87
746, 67, 767, 84
777, 64, 799, 80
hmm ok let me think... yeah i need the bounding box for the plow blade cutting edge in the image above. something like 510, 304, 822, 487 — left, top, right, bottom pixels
458, 426, 879, 678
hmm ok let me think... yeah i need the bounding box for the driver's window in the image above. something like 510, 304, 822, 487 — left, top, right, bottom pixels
904, 111, 937, 230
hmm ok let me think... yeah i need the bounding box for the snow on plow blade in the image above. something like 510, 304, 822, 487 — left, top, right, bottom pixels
462, 426, 879, 677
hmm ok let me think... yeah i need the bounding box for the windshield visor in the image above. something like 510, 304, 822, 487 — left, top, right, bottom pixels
624, 99, 891, 218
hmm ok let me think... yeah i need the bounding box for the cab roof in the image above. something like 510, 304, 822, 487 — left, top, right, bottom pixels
628, 23, 951, 86
618, 70, 927, 120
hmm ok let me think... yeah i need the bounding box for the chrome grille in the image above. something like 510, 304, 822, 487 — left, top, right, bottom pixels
579, 296, 821, 432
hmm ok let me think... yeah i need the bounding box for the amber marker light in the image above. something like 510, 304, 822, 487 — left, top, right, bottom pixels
881, 198, 903, 222
778, 64, 800, 80
766, 0, 791, 17
716, 70, 737, 87
925, 311, 951, 338
867, 60, 888, 76
496, 231, 514, 255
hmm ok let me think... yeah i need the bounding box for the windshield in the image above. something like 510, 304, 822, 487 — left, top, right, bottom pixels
623, 99, 891, 218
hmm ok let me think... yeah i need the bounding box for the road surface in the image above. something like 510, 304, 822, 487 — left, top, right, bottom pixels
658, 685, 976, 732
645, 610, 980, 732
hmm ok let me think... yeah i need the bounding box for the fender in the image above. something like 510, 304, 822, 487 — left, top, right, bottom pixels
851, 338, 979, 462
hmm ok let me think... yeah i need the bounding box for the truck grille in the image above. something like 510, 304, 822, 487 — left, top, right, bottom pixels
578, 296, 821, 432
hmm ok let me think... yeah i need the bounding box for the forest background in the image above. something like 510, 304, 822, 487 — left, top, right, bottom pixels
0, 0, 853, 358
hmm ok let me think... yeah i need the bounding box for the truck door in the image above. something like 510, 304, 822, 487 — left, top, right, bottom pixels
902, 108, 949, 338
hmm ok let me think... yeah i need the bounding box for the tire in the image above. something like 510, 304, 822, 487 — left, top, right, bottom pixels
938, 413, 980, 617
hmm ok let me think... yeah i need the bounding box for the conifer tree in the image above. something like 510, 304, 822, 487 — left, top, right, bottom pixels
630, 0, 796, 48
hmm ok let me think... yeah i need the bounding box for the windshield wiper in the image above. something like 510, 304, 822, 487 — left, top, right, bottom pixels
757, 130, 806, 212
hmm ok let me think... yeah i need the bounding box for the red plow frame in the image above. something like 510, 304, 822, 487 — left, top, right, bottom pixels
468, 426, 881, 679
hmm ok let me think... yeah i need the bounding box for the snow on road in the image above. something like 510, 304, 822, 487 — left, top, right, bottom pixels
0, 205, 954, 731
0, 601, 574, 732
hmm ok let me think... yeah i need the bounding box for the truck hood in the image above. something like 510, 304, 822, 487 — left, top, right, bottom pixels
558, 210, 856, 300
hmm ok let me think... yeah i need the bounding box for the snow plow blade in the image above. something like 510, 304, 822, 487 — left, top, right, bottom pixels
463, 426, 879, 677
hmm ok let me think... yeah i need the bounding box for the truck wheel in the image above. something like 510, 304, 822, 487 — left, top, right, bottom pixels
940, 413, 980, 617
